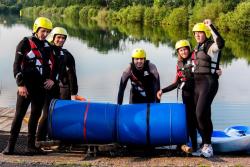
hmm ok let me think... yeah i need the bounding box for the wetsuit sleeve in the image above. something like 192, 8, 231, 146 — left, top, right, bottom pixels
13, 38, 28, 87
155, 69, 161, 103
117, 66, 130, 105
207, 24, 224, 73
162, 75, 179, 93
65, 51, 78, 95
208, 24, 225, 52
149, 63, 161, 103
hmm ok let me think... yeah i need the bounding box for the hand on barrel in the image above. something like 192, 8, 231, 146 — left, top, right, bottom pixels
157, 89, 163, 100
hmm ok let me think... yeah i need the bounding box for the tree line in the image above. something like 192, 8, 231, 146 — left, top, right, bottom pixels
13, 0, 248, 34
1, 0, 244, 11
1, 9, 249, 64
0, 0, 249, 35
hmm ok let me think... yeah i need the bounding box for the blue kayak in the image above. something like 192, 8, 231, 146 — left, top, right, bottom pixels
198, 125, 250, 152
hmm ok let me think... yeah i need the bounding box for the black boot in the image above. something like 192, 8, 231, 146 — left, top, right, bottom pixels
25, 146, 46, 156
1, 142, 15, 155
25, 135, 46, 155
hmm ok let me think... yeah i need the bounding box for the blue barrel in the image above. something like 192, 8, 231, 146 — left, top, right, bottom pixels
48, 99, 117, 144
117, 103, 188, 146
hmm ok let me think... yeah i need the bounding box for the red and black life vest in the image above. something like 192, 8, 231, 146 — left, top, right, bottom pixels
25, 37, 55, 79
129, 61, 154, 97
176, 59, 193, 82
129, 69, 148, 97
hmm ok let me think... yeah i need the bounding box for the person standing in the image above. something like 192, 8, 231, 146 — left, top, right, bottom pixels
191, 19, 224, 158
117, 48, 160, 104
157, 40, 197, 152
2, 17, 55, 155
50, 27, 78, 100
36, 27, 78, 143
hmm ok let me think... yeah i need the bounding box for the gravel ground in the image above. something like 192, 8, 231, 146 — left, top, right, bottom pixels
1, 124, 250, 166
1, 151, 250, 167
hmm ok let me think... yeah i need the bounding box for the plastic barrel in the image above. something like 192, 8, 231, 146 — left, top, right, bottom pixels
48, 99, 117, 144
117, 103, 187, 146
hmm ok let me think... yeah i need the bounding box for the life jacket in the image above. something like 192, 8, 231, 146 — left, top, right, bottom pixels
191, 40, 219, 74
130, 71, 147, 97
177, 59, 193, 82
176, 59, 193, 90
26, 37, 55, 78
129, 61, 152, 97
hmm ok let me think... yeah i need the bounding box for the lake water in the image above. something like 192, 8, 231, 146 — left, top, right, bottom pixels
0, 15, 250, 130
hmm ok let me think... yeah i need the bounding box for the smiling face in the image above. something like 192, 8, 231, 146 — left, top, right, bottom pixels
177, 46, 190, 60
133, 58, 145, 70
53, 34, 66, 47
36, 27, 51, 41
194, 31, 206, 44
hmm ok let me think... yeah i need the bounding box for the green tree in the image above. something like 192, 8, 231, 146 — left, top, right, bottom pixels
217, 1, 250, 34
162, 7, 188, 27
190, 1, 224, 24
64, 5, 81, 18
127, 5, 145, 23
109, 0, 131, 10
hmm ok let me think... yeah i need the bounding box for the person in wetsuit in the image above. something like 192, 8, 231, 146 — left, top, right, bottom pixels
49, 27, 78, 100
117, 48, 160, 105
191, 19, 224, 158
36, 27, 78, 143
157, 40, 197, 152
2, 17, 55, 155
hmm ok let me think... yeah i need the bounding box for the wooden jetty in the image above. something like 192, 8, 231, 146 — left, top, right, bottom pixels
0, 107, 28, 132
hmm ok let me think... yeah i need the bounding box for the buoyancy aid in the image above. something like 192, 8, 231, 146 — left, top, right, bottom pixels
177, 59, 193, 82
191, 40, 219, 74
130, 71, 147, 97
26, 37, 55, 78
130, 61, 153, 97
176, 59, 193, 90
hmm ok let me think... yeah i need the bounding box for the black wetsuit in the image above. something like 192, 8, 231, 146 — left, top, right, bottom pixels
55, 46, 78, 100
117, 60, 160, 104
36, 46, 78, 141
191, 24, 224, 145
162, 57, 197, 150
6, 36, 56, 153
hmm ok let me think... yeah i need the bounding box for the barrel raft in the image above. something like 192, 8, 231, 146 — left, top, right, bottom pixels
48, 100, 188, 146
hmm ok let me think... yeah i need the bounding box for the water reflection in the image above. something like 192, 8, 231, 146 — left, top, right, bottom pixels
222, 32, 250, 64
2, 14, 249, 64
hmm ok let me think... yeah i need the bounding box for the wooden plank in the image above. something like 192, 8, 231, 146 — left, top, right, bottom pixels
0, 107, 15, 117
0, 107, 28, 132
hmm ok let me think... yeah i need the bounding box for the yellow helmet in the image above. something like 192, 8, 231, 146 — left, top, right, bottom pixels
47, 27, 68, 43
33, 17, 53, 33
131, 48, 146, 59
175, 40, 191, 51
192, 23, 211, 39
51, 27, 68, 37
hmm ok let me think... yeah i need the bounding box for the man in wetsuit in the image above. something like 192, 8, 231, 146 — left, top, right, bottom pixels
117, 48, 160, 105
2, 17, 56, 155
36, 27, 78, 143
